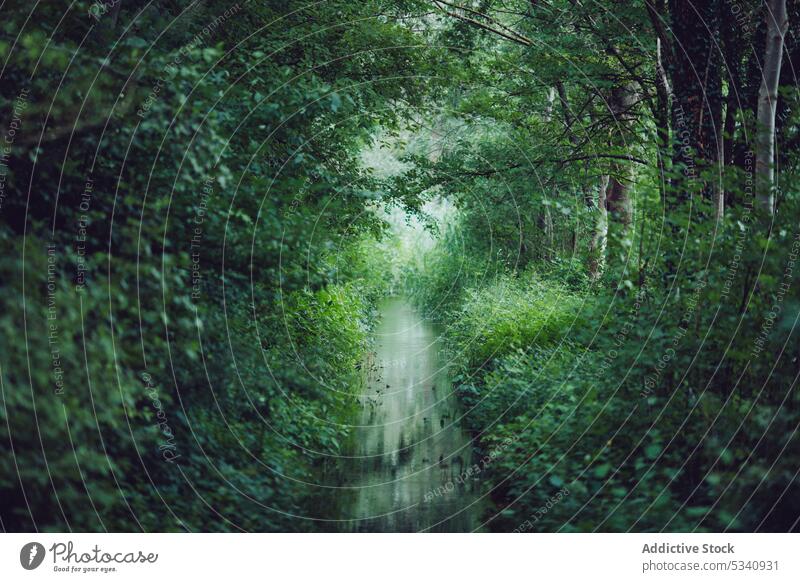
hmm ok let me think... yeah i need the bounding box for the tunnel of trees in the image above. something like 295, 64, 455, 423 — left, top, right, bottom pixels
1, 0, 799, 532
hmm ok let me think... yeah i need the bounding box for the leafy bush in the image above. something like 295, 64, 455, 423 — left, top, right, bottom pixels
417, 194, 800, 532
447, 272, 581, 371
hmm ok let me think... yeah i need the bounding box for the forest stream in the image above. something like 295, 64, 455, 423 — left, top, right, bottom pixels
334, 297, 483, 532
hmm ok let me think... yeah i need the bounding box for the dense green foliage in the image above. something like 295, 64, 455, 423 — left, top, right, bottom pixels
407, 214, 800, 530
399, 0, 800, 532
0, 0, 432, 531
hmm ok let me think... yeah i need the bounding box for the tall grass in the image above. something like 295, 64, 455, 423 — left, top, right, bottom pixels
402, 201, 800, 532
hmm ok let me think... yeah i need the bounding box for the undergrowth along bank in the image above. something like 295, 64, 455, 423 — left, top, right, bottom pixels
404, 213, 800, 532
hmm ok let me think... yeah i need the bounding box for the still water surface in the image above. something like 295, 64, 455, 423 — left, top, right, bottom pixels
333, 297, 483, 532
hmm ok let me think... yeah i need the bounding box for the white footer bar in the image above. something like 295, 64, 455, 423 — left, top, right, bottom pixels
1, 533, 797, 581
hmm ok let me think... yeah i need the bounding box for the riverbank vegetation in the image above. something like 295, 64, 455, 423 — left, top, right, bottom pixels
0, 0, 429, 531
399, 0, 800, 531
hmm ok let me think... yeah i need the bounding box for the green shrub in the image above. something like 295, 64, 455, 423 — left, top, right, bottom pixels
448, 272, 581, 371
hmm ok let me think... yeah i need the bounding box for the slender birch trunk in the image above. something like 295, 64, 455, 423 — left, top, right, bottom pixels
755, 0, 789, 216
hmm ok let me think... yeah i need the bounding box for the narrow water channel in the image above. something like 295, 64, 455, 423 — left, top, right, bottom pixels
335, 296, 483, 532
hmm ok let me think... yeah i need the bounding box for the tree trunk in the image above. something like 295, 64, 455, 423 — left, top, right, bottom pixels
755, 0, 789, 216
668, 0, 724, 208
544, 202, 554, 258
655, 36, 671, 206
544, 87, 557, 122
588, 175, 609, 280
720, 0, 745, 175
606, 83, 636, 271
607, 172, 633, 230
555, 81, 576, 134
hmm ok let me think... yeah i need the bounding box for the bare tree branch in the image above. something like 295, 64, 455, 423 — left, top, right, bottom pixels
432, 1, 533, 47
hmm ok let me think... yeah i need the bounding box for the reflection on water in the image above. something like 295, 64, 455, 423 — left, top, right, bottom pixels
333, 297, 483, 532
